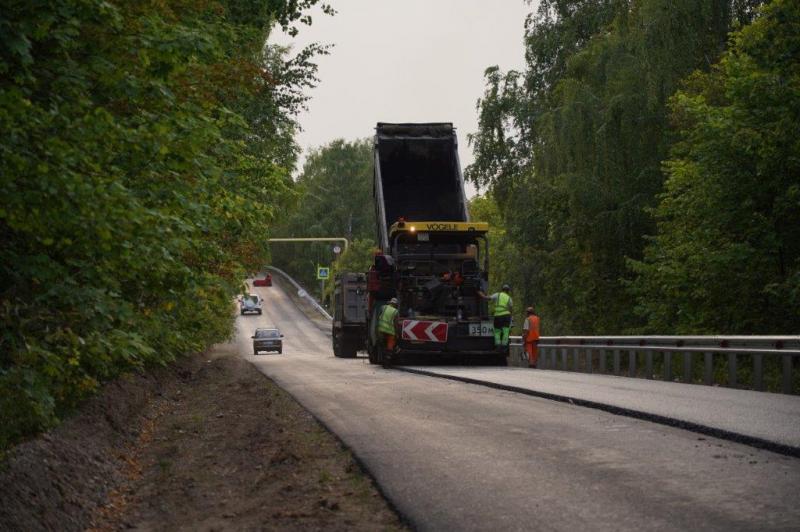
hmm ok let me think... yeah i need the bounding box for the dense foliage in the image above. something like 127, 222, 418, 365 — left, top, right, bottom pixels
0, 0, 329, 448
467, 0, 774, 334
630, 0, 800, 334
271, 138, 376, 298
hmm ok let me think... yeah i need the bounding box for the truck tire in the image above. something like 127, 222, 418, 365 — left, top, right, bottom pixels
367, 342, 380, 365
340, 335, 358, 358
332, 329, 343, 358
382, 352, 392, 369
342, 343, 357, 358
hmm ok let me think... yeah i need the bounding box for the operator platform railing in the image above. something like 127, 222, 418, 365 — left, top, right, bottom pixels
509, 336, 800, 394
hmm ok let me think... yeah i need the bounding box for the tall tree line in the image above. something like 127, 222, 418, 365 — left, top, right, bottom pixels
630, 0, 800, 333
0, 0, 330, 448
271, 138, 376, 296
466, 0, 798, 335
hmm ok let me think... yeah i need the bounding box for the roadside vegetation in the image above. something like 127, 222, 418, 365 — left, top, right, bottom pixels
271, 138, 376, 301
0, 0, 331, 449
467, 0, 799, 337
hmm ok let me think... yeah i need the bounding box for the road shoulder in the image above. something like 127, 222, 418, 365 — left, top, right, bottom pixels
0, 343, 404, 531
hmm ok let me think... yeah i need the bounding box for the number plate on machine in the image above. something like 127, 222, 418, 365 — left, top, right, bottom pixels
468, 321, 494, 337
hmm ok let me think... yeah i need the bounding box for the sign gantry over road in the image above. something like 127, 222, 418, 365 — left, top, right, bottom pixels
267, 237, 349, 254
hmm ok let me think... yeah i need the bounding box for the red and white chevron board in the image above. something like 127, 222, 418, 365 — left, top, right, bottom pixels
401, 320, 448, 343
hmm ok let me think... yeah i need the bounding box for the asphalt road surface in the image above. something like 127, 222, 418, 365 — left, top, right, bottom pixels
238, 283, 800, 531
401, 367, 800, 450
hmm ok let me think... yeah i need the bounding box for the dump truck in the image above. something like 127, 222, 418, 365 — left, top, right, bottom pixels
363, 122, 500, 365
332, 272, 367, 358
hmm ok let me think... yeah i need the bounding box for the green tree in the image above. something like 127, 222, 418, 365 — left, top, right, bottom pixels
630, 0, 800, 334
272, 138, 376, 293
0, 0, 329, 448
468, 0, 761, 334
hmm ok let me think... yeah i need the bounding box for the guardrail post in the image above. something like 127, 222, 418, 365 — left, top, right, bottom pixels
783, 355, 793, 394
628, 350, 636, 377
599, 350, 606, 374
586, 349, 593, 374
728, 353, 737, 387
682, 352, 692, 383
704, 352, 713, 385
573, 349, 580, 372
646, 351, 653, 379
664, 352, 673, 381
753, 354, 763, 391
613, 349, 620, 376
561, 348, 568, 371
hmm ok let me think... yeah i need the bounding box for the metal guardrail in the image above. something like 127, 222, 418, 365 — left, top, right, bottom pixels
264, 266, 333, 321
510, 336, 800, 394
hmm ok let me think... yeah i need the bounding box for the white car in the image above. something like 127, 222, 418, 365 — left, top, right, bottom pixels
239, 294, 263, 315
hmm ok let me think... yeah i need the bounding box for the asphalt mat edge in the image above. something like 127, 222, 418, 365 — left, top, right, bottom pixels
395, 366, 800, 459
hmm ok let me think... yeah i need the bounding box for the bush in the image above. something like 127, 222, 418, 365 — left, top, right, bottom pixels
0, 0, 328, 449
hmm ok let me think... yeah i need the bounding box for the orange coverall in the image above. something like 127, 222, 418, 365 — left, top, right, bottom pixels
524, 314, 540, 368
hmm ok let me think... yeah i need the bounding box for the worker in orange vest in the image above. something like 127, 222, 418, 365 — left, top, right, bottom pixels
523, 306, 540, 368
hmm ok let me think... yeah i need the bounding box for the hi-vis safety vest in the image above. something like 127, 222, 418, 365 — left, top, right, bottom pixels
494, 292, 512, 316
378, 304, 398, 335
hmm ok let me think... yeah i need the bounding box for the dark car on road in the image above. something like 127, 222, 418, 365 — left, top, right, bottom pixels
252, 327, 283, 355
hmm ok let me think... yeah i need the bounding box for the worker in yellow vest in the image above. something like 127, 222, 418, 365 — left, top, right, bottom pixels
479, 284, 513, 351
377, 297, 399, 367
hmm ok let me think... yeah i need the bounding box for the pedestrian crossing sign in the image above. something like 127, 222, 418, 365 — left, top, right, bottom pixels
317, 266, 330, 280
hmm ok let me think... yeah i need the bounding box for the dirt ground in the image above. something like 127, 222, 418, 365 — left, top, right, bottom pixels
0, 342, 405, 531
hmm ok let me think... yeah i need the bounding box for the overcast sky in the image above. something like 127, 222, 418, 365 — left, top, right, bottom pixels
271, 0, 533, 194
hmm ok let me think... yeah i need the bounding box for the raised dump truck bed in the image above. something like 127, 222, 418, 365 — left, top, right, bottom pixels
373, 123, 470, 251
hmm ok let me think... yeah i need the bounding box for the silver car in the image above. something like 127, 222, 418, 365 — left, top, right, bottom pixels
240, 294, 263, 315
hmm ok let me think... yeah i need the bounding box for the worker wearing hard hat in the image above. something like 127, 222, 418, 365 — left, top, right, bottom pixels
523, 306, 540, 368
377, 297, 399, 367
479, 284, 513, 351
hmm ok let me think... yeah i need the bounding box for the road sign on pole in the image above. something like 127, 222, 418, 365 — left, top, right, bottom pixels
316, 266, 330, 280
333, 245, 341, 254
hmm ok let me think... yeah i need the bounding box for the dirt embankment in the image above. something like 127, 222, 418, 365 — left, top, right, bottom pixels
0, 342, 404, 531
